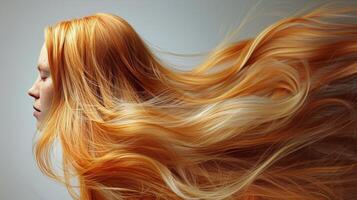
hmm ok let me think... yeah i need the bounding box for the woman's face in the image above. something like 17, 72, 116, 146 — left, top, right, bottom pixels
28, 42, 54, 130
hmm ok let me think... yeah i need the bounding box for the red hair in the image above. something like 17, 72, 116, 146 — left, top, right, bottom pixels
34, 2, 357, 199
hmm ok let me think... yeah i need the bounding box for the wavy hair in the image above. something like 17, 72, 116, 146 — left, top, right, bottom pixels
34, 1, 357, 200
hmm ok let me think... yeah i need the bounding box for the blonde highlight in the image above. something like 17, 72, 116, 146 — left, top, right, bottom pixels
34, 2, 357, 200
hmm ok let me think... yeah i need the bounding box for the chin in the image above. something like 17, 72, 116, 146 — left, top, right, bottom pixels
36, 121, 43, 131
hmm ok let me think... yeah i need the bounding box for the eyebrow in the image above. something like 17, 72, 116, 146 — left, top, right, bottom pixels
37, 64, 49, 72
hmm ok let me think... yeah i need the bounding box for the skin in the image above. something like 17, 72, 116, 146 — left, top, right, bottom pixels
28, 42, 54, 130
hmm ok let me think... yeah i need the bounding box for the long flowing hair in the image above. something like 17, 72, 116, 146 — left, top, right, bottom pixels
34, 1, 357, 200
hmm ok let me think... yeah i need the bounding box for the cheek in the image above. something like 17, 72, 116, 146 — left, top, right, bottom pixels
40, 84, 54, 108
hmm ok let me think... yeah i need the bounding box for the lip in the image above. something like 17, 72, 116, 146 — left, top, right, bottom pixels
33, 106, 41, 112
33, 110, 40, 118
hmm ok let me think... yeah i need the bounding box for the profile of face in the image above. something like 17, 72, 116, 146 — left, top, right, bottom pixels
28, 42, 54, 130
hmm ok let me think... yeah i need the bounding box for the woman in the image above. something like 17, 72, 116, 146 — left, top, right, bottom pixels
28, 2, 357, 200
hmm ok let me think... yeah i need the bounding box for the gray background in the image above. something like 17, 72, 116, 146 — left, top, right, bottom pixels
0, 0, 323, 199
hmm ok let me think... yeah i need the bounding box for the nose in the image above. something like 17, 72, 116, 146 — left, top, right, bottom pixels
28, 80, 39, 99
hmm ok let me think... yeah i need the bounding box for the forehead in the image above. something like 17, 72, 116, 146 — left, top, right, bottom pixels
37, 43, 49, 71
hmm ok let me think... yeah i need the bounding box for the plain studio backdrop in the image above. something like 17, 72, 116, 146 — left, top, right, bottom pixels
0, 0, 326, 199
